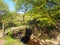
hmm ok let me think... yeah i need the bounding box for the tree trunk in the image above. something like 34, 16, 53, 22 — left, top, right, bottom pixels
2, 22, 5, 37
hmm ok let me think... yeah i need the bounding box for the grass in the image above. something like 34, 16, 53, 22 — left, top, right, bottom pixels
4, 36, 26, 45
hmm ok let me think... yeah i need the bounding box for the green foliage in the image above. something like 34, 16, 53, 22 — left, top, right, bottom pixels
4, 36, 15, 45
0, 0, 8, 11
7, 32, 13, 36
0, 0, 8, 23
54, 13, 60, 20
4, 36, 26, 45
13, 0, 60, 26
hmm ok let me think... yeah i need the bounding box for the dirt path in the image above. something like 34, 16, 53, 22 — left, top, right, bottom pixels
0, 39, 5, 45
0, 32, 3, 38
0, 30, 5, 45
